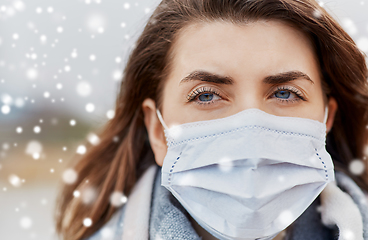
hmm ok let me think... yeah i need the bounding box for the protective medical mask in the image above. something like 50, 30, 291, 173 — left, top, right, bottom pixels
157, 107, 334, 240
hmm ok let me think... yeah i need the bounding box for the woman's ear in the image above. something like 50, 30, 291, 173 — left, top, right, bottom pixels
142, 98, 167, 166
326, 96, 338, 134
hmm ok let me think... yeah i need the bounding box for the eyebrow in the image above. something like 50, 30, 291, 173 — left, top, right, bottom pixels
179, 71, 234, 85
263, 71, 314, 85
179, 70, 314, 85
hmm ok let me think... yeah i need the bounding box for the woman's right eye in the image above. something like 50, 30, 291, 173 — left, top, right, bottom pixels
187, 87, 223, 105
198, 93, 220, 102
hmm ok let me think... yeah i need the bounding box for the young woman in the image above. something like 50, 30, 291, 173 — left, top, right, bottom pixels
55, 0, 368, 239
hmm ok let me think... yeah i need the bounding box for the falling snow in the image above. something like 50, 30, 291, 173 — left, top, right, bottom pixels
26, 68, 38, 80
276, 210, 294, 229
89, 54, 96, 61
349, 159, 365, 175
16, 127, 23, 133
87, 132, 100, 145
20, 216, 32, 229
56, 26, 63, 33
76, 145, 87, 155
73, 190, 81, 198
218, 157, 234, 172
85, 103, 95, 113
1, 105, 10, 114
70, 119, 76, 126
109, 191, 128, 207
112, 69, 123, 81
101, 227, 114, 238
62, 169, 78, 184
312, 9, 322, 19
76, 81, 92, 97
341, 229, 355, 240
9, 174, 22, 187
33, 125, 41, 134
81, 186, 97, 205
106, 109, 115, 119
83, 218, 93, 227
13, 1, 25, 12
25, 140, 43, 159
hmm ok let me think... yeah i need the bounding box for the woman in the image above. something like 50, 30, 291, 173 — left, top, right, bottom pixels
55, 0, 368, 239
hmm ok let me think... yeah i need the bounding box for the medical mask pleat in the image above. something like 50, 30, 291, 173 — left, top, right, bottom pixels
157, 108, 334, 240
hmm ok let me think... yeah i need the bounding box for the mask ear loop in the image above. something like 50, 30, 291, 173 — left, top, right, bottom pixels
156, 109, 169, 130
323, 105, 329, 125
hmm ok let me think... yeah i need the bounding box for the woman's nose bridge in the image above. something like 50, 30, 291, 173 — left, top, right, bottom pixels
237, 87, 265, 111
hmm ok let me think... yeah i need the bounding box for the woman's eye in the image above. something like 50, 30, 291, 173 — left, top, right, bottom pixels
271, 87, 305, 103
198, 93, 220, 102
187, 87, 223, 105
275, 90, 292, 99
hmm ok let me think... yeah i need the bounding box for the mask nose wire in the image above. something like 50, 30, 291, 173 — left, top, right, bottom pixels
156, 109, 169, 130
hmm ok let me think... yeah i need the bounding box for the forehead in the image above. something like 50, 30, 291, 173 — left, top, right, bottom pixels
165, 20, 319, 83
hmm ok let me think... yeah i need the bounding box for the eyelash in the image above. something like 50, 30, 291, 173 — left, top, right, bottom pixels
186, 86, 306, 105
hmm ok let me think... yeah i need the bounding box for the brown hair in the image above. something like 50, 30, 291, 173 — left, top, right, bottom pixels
55, 0, 368, 239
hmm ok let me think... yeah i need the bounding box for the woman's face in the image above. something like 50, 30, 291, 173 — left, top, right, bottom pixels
143, 20, 337, 166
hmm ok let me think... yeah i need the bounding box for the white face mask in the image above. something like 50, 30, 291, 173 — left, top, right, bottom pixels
157, 107, 334, 240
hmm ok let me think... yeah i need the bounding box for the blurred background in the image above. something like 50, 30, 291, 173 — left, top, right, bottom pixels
0, 0, 367, 239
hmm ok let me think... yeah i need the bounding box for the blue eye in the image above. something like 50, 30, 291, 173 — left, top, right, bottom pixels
271, 86, 306, 104
198, 93, 214, 102
275, 90, 291, 99
187, 87, 222, 105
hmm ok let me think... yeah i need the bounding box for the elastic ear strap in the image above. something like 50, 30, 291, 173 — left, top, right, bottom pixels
156, 109, 169, 130
323, 106, 329, 124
